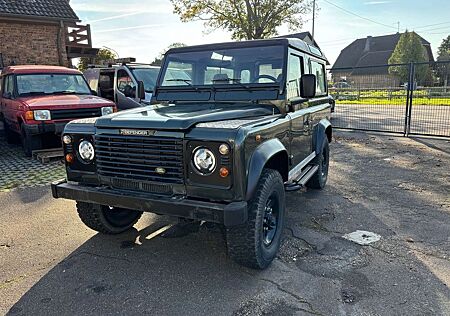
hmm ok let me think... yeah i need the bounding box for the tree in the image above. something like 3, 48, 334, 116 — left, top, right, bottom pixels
388, 31, 429, 84
151, 43, 187, 66
436, 35, 450, 86
170, 0, 313, 40
78, 48, 117, 72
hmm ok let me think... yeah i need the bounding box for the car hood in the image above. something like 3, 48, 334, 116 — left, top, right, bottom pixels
95, 103, 275, 130
21, 95, 114, 109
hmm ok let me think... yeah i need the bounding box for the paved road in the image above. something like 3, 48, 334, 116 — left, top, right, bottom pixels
333, 104, 450, 137
1, 131, 449, 315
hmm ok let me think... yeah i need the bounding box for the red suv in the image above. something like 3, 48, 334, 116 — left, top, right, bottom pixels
0, 66, 116, 156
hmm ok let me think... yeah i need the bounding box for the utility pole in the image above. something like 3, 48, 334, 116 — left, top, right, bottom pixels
397, 21, 400, 33
312, 0, 316, 42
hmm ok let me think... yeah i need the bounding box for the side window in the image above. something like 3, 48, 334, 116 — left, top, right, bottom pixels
3, 75, 14, 98
310, 61, 326, 95
117, 69, 135, 94
287, 54, 304, 99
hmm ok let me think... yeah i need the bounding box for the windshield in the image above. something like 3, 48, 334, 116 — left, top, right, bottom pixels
16, 74, 91, 96
130, 67, 160, 93
160, 45, 285, 88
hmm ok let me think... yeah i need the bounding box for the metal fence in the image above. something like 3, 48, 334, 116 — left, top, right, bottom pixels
328, 60, 450, 137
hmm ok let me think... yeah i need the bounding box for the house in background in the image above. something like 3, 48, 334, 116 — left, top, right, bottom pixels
330, 32, 434, 88
0, 0, 98, 68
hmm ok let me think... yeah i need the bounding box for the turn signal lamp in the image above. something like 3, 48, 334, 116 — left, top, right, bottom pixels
25, 111, 34, 120
219, 144, 230, 155
65, 153, 74, 163
219, 167, 229, 178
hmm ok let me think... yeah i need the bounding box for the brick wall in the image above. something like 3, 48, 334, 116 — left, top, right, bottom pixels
0, 20, 69, 67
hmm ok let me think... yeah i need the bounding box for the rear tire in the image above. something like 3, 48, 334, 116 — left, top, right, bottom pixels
226, 169, 285, 269
20, 125, 42, 157
306, 139, 330, 189
76, 202, 143, 234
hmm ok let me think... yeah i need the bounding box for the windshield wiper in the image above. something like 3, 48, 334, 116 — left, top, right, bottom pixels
50, 90, 75, 95
165, 79, 199, 91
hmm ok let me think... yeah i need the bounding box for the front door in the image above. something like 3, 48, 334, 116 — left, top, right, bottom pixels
1, 75, 18, 132
287, 53, 313, 168
115, 68, 141, 110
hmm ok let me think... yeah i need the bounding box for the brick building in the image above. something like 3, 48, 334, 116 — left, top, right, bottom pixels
0, 0, 98, 68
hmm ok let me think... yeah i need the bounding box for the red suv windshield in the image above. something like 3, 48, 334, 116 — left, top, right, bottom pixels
16, 73, 91, 97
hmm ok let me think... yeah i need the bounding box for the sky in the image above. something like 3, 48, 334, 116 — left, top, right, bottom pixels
71, 0, 450, 65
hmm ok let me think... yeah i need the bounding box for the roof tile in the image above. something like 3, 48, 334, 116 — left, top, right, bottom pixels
0, 0, 79, 21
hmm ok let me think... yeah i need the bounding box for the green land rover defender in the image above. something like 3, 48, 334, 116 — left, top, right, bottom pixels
52, 38, 332, 269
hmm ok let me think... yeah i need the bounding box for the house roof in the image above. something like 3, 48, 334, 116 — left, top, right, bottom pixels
0, 0, 79, 22
331, 32, 433, 73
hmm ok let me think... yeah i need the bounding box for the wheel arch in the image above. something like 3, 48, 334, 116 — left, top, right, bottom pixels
246, 138, 289, 200
313, 119, 332, 155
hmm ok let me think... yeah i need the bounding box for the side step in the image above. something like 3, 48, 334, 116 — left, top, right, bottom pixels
285, 165, 319, 192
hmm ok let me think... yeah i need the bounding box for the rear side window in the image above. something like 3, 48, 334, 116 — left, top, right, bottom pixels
310, 61, 326, 95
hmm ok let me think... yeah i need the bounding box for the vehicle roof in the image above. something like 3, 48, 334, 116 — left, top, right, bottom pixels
2, 65, 82, 75
86, 64, 160, 71
165, 38, 328, 62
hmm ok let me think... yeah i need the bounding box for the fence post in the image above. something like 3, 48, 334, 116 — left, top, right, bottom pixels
406, 63, 415, 136
404, 63, 412, 136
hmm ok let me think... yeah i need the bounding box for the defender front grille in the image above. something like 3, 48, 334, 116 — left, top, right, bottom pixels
95, 134, 184, 185
51, 108, 102, 120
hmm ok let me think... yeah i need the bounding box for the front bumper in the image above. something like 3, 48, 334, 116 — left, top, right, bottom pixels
24, 122, 67, 135
51, 179, 248, 227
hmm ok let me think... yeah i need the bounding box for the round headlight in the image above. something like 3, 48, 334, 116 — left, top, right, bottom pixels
193, 147, 216, 174
78, 140, 95, 162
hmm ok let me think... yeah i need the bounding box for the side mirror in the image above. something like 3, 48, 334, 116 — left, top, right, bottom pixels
137, 80, 145, 100
300, 74, 316, 99
90, 89, 98, 96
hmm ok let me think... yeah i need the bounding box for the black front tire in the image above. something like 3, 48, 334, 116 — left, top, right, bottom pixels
20, 125, 42, 157
226, 169, 285, 269
76, 202, 143, 234
306, 139, 330, 189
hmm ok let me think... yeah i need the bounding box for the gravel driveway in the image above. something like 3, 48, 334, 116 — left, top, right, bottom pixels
1, 131, 449, 315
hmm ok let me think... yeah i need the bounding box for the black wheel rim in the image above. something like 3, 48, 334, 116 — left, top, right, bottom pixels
103, 206, 138, 227
263, 193, 279, 246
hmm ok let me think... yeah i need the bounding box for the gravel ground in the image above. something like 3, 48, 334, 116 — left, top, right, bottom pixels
1, 131, 449, 315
